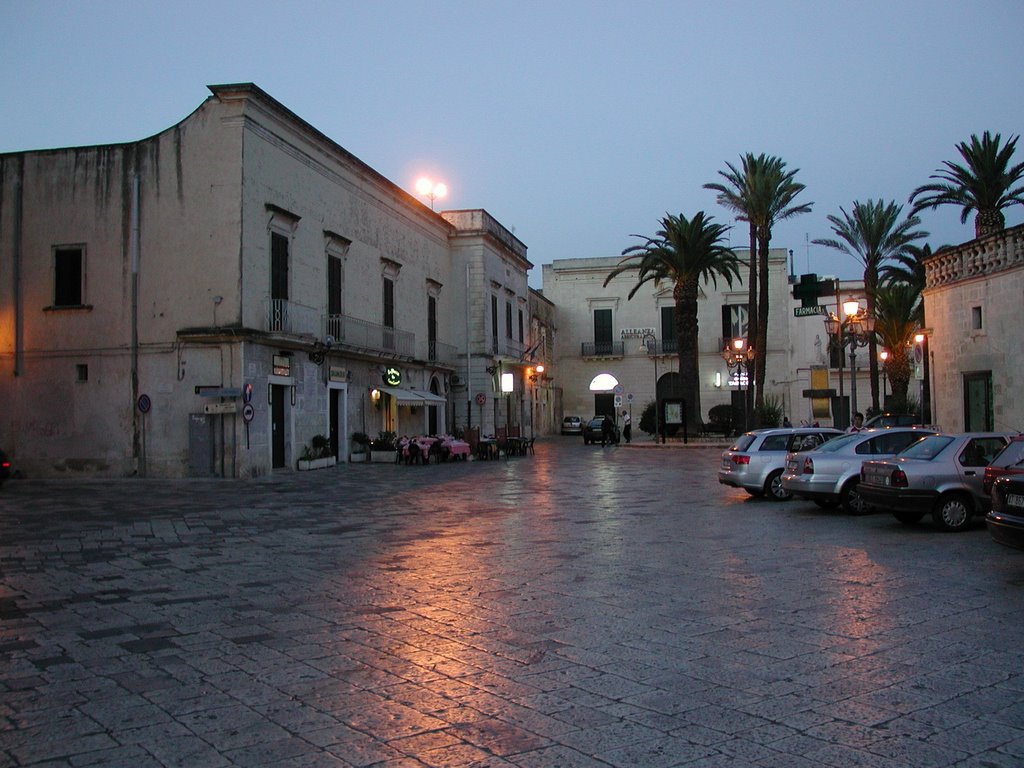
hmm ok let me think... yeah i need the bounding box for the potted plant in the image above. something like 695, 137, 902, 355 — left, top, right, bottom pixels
297, 434, 336, 471
369, 431, 397, 463
350, 431, 370, 462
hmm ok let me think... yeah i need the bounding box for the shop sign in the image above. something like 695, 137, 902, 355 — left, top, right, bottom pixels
383, 366, 402, 386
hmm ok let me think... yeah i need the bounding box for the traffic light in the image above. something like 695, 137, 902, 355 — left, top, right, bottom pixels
791, 273, 836, 307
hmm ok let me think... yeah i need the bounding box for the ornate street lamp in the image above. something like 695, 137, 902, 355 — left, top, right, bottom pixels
415, 177, 447, 210
824, 300, 875, 425
879, 349, 889, 406
722, 337, 755, 432
638, 331, 661, 443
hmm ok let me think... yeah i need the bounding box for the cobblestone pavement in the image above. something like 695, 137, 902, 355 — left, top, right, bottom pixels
3, 439, 1024, 767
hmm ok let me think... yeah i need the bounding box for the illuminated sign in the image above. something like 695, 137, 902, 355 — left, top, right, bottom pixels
383, 366, 402, 386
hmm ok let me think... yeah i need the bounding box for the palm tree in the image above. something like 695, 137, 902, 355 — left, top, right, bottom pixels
879, 242, 949, 327
705, 154, 812, 423
606, 212, 740, 434
704, 155, 761, 425
873, 282, 921, 410
909, 131, 1024, 239
814, 200, 928, 412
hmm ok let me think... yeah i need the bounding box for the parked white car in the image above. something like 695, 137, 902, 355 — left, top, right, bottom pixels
781, 427, 934, 513
718, 427, 844, 501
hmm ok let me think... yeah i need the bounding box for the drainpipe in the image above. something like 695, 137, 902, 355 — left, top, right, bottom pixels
465, 262, 472, 429
12, 176, 23, 376
131, 173, 142, 475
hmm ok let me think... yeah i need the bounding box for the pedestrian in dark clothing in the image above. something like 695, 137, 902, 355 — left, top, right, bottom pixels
601, 415, 615, 446
622, 410, 632, 443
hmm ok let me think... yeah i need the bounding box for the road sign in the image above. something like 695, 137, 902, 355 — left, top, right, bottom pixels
614, 395, 623, 407
794, 305, 828, 317
474, 392, 487, 406
204, 402, 236, 415
242, 403, 255, 422
137, 394, 151, 413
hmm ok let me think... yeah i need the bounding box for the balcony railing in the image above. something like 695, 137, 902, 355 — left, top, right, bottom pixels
419, 340, 458, 365
581, 341, 625, 357
490, 337, 526, 359
324, 313, 415, 358
265, 298, 319, 336
644, 339, 678, 355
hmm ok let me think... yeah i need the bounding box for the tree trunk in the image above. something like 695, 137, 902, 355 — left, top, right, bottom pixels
675, 282, 702, 435
887, 346, 912, 402
975, 208, 1005, 239
754, 226, 770, 425
864, 267, 880, 413
745, 225, 757, 431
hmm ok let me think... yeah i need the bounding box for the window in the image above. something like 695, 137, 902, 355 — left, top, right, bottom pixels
594, 309, 613, 354
506, 301, 513, 339
518, 308, 524, 343
661, 306, 677, 352
271, 233, 289, 301
428, 295, 437, 361
491, 295, 499, 352
76, 364, 88, 382
971, 306, 983, 330
328, 256, 343, 317
721, 304, 748, 342
382, 278, 394, 328
54, 247, 83, 306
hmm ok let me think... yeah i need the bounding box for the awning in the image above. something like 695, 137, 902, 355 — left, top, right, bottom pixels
376, 387, 446, 405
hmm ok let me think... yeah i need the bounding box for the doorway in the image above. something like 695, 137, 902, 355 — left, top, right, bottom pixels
593, 393, 615, 418
963, 372, 993, 431
271, 384, 286, 468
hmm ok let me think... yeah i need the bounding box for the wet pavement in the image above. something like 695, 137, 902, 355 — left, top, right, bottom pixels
2, 438, 1024, 767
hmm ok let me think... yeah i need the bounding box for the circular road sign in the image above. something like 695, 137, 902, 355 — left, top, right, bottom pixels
137, 394, 152, 414
474, 392, 487, 406
242, 403, 256, 423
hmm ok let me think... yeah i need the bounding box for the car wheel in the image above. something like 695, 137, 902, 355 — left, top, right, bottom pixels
813, 498, 840, 509
932, 493, 973, 532
840, 480, 870, 515
893, 510, 925, 525
765, 470, 791, 501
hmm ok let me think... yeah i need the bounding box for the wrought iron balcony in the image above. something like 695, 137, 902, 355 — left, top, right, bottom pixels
643, 339, 678, 355
419, 340, 458, 365
581, 341, 625, 358
324, 313, 415, 358
264, 298, 319, 336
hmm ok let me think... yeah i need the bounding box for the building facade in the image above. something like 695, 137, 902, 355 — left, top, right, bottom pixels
924, 224, 1024, 433
539, 250, 875, 434
0, 83, 543, 477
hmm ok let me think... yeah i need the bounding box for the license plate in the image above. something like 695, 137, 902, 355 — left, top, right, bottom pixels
1008, 493, 1024, 509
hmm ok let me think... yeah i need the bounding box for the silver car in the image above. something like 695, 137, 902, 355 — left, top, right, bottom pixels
718, 427, 843, 501
781, 427, 934, 513
859, 432, 1013, 531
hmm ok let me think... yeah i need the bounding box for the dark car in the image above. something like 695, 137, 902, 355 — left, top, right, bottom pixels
987, 476, 1024, 551
0, 449, 10, 488
862, 412, 919, 429
582, 416, 620, 445
983, 434, 1024, 494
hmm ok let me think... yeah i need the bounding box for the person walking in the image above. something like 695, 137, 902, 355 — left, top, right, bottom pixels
622, 410, 632, 443
601, 414, 615, 446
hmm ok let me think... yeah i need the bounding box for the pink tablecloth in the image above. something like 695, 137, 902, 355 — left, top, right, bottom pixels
445, 440, 470, 457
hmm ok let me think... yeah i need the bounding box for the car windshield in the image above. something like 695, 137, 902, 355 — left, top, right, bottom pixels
813, 433, 861, 453
899, 435, 954, 460
991, 439, 1024, 468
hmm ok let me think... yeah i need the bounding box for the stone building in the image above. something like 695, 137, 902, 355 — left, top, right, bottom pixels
0, 83, 540, 477
923, 224, 1024, 432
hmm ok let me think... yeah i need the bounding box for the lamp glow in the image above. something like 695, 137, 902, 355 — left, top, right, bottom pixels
843, 299, 861, 318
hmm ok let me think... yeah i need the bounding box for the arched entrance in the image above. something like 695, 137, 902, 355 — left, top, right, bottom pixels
589, 373, 619, 418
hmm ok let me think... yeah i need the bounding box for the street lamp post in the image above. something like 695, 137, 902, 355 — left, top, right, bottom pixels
879, 349, 889, 407
639, 331, 660, 443
721, 337, 755, 432
824, 300, 875, 426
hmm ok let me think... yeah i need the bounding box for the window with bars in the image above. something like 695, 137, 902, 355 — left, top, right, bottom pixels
271, 232, 289, 301
328, 256, 343, 316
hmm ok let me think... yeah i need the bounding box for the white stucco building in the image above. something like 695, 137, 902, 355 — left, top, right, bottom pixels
0, 83, 546, 477
540, 249, 872, 433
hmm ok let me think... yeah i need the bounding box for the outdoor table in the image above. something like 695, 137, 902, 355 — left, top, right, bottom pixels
444, 439, 471, 460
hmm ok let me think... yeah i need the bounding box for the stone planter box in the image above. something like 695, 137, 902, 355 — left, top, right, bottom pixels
349, 452, 367, 463
297, 456, 337, 471
370, 450, 397, 464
